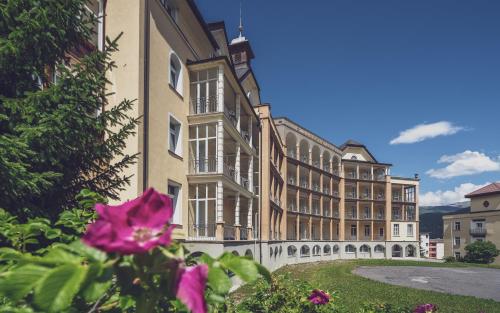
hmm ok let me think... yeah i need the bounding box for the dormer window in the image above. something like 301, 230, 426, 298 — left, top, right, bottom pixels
351, 155, 358, 160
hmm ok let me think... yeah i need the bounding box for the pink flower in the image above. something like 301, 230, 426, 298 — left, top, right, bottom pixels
82, 188, 173, 254
176, 264, 209, 313
308, 289, 330, 305
414, 303, 438, 313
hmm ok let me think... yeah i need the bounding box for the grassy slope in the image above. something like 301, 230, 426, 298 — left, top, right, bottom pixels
234, 260, 500, 313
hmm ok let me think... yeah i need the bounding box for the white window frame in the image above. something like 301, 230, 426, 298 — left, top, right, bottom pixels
168, 113, 182, 156
454, 221, 461, 231
454, 236, 461, 246
168, 180, 182, 225
393, 224, 400, 237
169, 51, 183, 95
407, 224, 413, 236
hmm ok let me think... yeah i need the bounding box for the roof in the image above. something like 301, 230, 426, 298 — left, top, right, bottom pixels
340, 139, 379, 163
186, 0, 219, 50
465, 182, 500, 198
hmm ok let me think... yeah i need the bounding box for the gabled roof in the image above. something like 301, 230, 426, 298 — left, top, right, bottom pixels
465, 183, 500, 198
340, 139, 378, 163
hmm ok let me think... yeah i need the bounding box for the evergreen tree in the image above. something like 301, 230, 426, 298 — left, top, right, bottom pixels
0, 0, 139, 219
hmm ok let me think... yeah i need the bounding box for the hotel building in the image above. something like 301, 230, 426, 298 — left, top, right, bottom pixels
98, 0, 420, 269
443, 183, 500, 264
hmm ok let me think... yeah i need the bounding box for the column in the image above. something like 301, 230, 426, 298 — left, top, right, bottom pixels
235, 143, 240, 183
235, 193, 240, 240
236, 95, 241, 132
216, 120, 224, 174
308, 216, 312, 240
216, 181, 224, 240
270, 209, 275, 240
247, 198, 253, 240
296, 215, 300, 240
385, 175, 392, 241
217, 64, 224, 112
249, 155, 253, 192
339, 163, 345, 240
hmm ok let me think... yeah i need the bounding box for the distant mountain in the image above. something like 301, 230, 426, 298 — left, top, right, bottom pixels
419, 202, 470, 239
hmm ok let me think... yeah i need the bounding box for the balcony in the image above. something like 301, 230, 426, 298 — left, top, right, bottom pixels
190, 95, 218, 115
360, 173, 372, 180
223, 226, 236, 240
224, 107, 237, 128
470, 228, 487, 236
300, 206, 309, 214
188, 223, 216, 240
189, 157, 218, 173
360, 193, 372, 200
392, 215, 403, 221
375, 194, 385, 201
375, 175, 385, 182
312, 184, 320, 192
374, 213, 385, 220
288, 203, 298, 212
223, 163, 238, 183
312, 207, 320, 216
300, 180, 309, 189
346, 172, 357, 179
362, 213, 372, 220
346, 192, 357, 199
346, 213, 357, 219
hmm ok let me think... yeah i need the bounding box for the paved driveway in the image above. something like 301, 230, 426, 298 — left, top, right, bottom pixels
354, 266, 500, 301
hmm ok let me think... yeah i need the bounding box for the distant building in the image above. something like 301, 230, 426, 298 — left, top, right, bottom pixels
420, 232, 430, 257
429, 239, 444, 259
443, 183, 500, 264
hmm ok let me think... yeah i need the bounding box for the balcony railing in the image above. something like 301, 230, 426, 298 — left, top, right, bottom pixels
288, 203, 298, 212
300, 155, 309, 163
374, 213, 385, 220
223, 226, 236, 240
362, 213, 372, 220
470, 228, 487, 236
392, 195, 402, 201
360, 173, 372, 180
224, 107, 237, 128
392, 215, 403, 221
332, 191, 340, 197
346, 213, 357, 219
312, 207, 320, 215
190, 95, 218, 114
240, 227, 250, 240
346, 192, 357, 199
346, 172, 357, 179
333, 211, 339, 218
188, 223, 216, 240
324, 210, 331, 217
323, 188, 330, 195
288, 177, 296, 185
300, 180, 309, 189
189, 157, 218, 173
223, 163, 238, 182
300, 206, 309, 214
312, 184, 320, 192
375, 175, 385, 181
375, 194, 385, 200
360, 193, 372, 200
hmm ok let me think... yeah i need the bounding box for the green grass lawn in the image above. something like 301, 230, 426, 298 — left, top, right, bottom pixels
233, 260, 500, 313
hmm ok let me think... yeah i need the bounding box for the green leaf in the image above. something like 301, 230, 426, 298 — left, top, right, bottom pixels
0, 247, 23, 261
34, 263, 88, 312
0, 264, 48, 301
68, 240, 107, 262
255, 262, 272, 283
208, 266, 232, 294
43, 247, 82, 264
219, 254, 258, 282
81, 280, 112, 302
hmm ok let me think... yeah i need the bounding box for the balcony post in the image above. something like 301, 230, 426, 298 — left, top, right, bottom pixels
236, 94, 241, 132
320, 218, 323, 240
235, 143, 241, 183
248, 116, 253, 144
235, 194, 241, 240
247, 198, 253, 240
249, 155, 253, 192
330, 219, 333, 240
217, 64, 224, 112
216, 120, 224, 174
296, 215, 300, 240
216, 181, 224, 240
308, 216, 312, 240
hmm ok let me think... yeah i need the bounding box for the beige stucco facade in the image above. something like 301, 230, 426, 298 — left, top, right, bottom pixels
100, 0, 421, 268
443, 191, 500, 264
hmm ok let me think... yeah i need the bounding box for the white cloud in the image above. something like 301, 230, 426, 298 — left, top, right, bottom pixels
390, 121, 463, 145
420, 182, 490, 206
426, 150, 500, 179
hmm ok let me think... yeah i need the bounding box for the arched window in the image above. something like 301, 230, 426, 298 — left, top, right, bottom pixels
374, 245, 385, 253
360, 245, 370, 253
300, 245, 310, 257
288, 245, 297, 257
312, 245, 321, 256
323, 245, 331, 255
345, 244, 356, 253
332, 245, 340, 254
169, 52, 182, 94
392, 245, 402, 257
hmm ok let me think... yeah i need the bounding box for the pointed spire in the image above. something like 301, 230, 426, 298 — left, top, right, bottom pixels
238, 1, 244, 38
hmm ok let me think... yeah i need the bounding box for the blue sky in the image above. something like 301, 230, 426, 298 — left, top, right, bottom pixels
197, 0, 500, 205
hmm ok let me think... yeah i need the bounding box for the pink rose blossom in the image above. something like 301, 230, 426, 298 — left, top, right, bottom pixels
82, 188, 173, 254
308, 289, 330, 305
176, 264, 209, 313
414, 303, 438, 313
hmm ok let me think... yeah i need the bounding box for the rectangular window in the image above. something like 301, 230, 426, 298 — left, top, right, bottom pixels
351, 225, 357, 238
379, 227, 384, 237
455, 252, 461, 259
454, 221, 461, 231
364, 225, 370, 237
407, 224, 413, 236
168, 181, 181, 225
454, 236, 461, 246
169, 115, 182, 156
393, 224, 400, 236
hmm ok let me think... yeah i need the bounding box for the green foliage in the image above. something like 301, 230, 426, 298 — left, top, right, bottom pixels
443, 256, 456, 263
232, 274, 341, 313
0, 0, 139, 220
357, 302, 413, 313
464, 241, 499, 264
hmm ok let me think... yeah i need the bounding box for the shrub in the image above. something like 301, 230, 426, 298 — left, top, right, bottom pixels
464, 241, 499, 264
443, 256, 456, 263
358, 302, 413, 313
